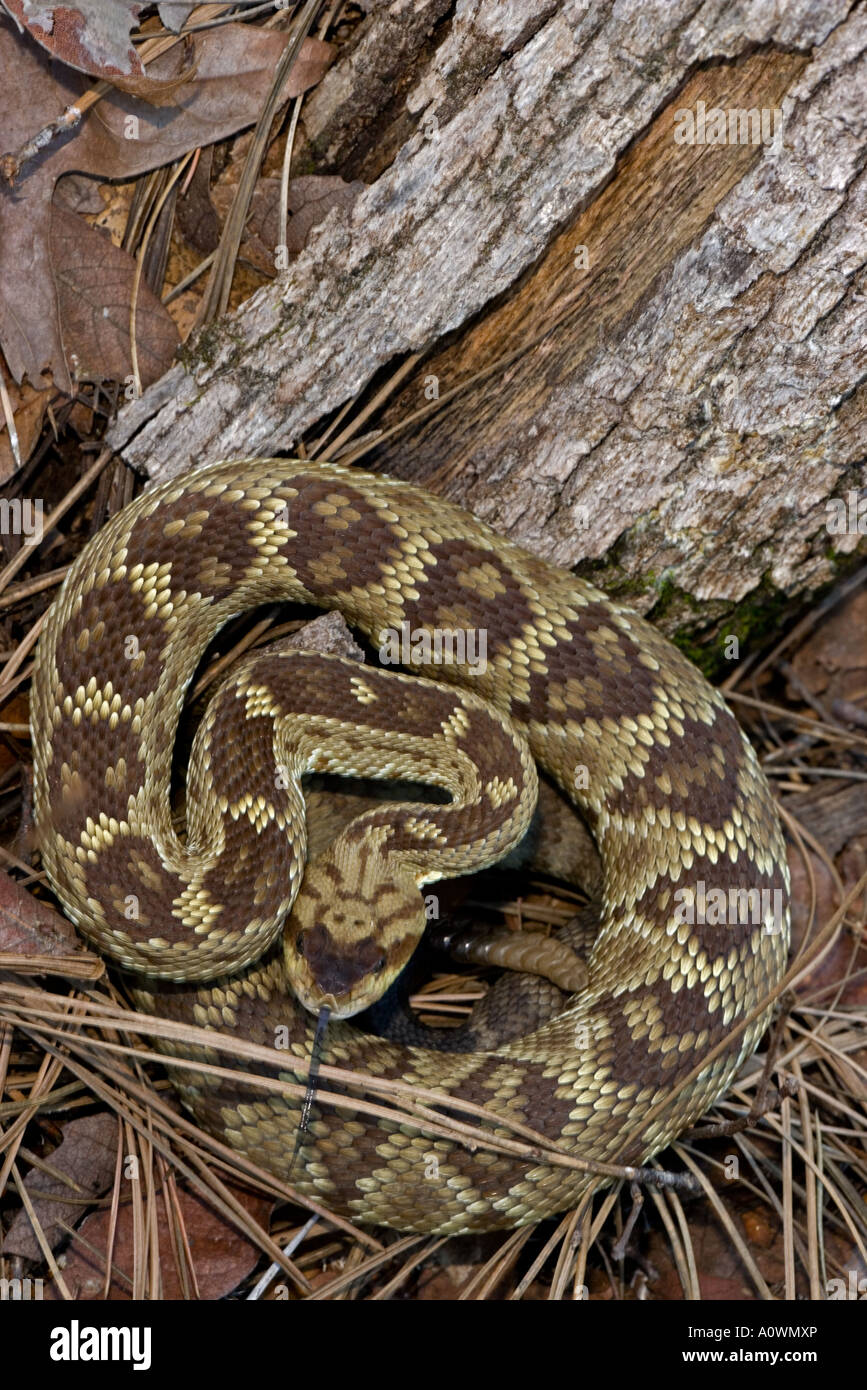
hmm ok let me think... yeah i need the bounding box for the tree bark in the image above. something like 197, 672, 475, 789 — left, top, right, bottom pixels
108, 0, 866, 641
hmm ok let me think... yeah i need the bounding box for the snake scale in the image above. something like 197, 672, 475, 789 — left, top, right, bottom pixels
31, 458, 790, 1235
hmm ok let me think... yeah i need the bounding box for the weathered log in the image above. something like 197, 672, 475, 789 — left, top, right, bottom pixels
109, 0, 866, 641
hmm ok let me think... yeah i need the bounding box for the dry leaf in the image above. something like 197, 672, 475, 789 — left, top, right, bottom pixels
2, 0, 145, 80
158, 2, 194, 35
53, 171, 106, 215
0, 18, 332, 390
53, 1181, 274, 1300
211, 173, 364, 276
279, 175, 365, 256
647, 1216, 784, 1300
51, 204, 180, 386
2, 1114, 118, 1263
0, 869, 84, 958
175, 143, 219, 253
789, 590, 867, 706
1, 0, 198, 97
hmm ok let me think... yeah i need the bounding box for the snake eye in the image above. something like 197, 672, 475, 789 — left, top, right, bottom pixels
373, 957, 386, 973
296, 932, 307, 958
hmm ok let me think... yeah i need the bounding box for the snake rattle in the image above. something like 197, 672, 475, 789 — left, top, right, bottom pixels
31, 458, 789, 1235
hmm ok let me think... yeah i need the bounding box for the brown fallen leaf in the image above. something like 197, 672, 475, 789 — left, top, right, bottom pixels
784, 796, 867, 1005
175, 144, 219, 254
647, 1210, 785, 1300
0, 869, 103, 977
0, 18, 332, 391
786, 844, 839, 960
279, 175, 366, 257
51, 204, 180, 386
158, 3, 195, 35
53, 172, 107, 216
211, 173, 365, 276
3, 0, 144, 78
788, 589, 867, 707
2, 0, 196, 98
52, 1180, 274, 1300
2, 1113, 119, 1264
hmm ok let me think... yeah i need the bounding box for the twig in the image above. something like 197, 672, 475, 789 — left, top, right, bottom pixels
306, 1235, 424, 1300
278, 96, 303, 260
0, 566, 68, 610
10, 1162, 73, 1299
674, 1145, 775, 1300
1, 979, 705, 1190
1, 98, 93, 187
610, 1181, 644, 1262
0, 361, 21, 468
687, 1079, 797, 1140
276, 0, 342, 259
130, 155, 195, 397
163, 250, 216, 306
316, 352, 424, 461
0, 446, 112, 599
246, 1215, 319, 1300
0, 6, 231, 185
831, 698, 867, 730
196, 0, 324, 326
727, 690, 867, 750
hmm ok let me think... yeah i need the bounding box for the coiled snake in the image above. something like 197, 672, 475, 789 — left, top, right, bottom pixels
30, 458, 789, 1235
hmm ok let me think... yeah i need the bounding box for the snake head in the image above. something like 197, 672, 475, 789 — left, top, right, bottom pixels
282, 847, 426, 1019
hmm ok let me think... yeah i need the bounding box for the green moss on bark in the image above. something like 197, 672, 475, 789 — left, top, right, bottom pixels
576, 542, 865, 680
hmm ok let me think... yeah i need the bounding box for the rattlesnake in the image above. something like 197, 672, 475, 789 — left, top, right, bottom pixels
30, 458, 789, 1235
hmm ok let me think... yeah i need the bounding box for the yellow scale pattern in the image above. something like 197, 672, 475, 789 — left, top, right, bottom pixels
30, 458, 790, 1234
